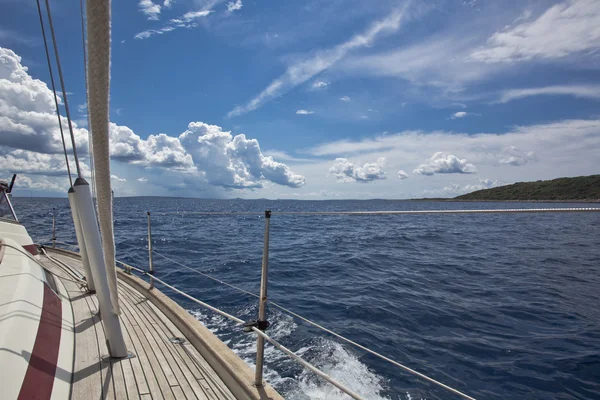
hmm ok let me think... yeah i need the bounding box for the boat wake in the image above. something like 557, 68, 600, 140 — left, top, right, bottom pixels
188, 307, 392, 400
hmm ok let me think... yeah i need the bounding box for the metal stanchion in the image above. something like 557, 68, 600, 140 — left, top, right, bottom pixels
254, 210, 271, 387
51, 209, 56, 248
147, 211, 154, 288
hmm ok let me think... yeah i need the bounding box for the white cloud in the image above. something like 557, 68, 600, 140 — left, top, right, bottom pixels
181, 10, 213, 21
228, 9, 406, 117
226, 0, 242, 12
343, 32, 499, 93
296, 109, 314, 115
312, 81, 328, 89
0, 28, 38, 47
163, 0, 172, 8
413, 152, 477, 175
329, 157, 387, 183
340, 96, 351, 102
499, 85, 600, 103
179, 122, 305, 188
451, 111, 468, 119
471, 0, 600, 63
139, 0, 161, 20
0, 148, 91, 178
108, 123, 195, 170
135, 10, 212, 39
11, 175, 66, 193
273, 118, 600, 199
110, 174, 126, 183
397, 170, 408, 179
0, 48, 89, 154
1, 47, 304, 192
306, 119, 600, 163
262, 150, 313, 163
137, 177, 148, 182
499, 146, 536, 166
425, 178, 502, 197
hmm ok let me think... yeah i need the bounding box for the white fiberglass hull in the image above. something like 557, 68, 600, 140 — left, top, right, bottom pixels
0, 220, 74, 399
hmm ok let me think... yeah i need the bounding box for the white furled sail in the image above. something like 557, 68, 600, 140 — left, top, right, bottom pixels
86, 0, 120, 314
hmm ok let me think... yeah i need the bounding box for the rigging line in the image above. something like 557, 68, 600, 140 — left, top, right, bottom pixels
129, 261, 467, 400
35, 0, 72, 188
146, 273, 365, 400
80, 0, 96, 200
0, 243, 86, 286
152, 250, 259, 298
267, 302, 476, 400
150, 249, 475, 399
43, 0, 82, 178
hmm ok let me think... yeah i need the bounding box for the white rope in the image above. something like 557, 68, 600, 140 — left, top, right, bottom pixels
41, 247, 86, 281
86, 0, 120, 313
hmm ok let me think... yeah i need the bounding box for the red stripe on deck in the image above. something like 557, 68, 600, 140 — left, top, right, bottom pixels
17, 284, 62, 400
23, 244, 38, 255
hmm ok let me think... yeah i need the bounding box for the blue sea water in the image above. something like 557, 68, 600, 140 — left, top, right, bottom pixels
11, 197, 600, 400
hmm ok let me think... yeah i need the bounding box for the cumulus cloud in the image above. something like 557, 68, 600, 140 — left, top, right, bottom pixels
0, 48, 89, 154
179, 122, 305, 188
108, 122, 306, 188
226, 0, 242, 12
137, 177, 148, 182
499, 146, 536, 166
312, 81, 328, 89
413, 152, 477, 175
11, 175, 66, 192
296, 109, 314, 115
340, 96, 351, 102
0, 148, 91, 178
139, 0, 161, 20
397, 170, 408, 179
1, 47, 304, 192
329, 157, 387, 183
109, 124, 194, 170
471, 0, 600, 63
228, 10, 405, 117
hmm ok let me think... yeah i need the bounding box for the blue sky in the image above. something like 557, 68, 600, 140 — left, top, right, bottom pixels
1, 0, 599, 198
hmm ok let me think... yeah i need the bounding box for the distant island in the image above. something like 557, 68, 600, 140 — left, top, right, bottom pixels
455, 175, 600, 201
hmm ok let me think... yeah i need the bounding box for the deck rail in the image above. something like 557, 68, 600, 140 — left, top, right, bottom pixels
47, 206, 600, 399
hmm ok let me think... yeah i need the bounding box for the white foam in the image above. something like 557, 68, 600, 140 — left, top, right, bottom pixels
287, 338, 390, 400
188, 307, 392, 400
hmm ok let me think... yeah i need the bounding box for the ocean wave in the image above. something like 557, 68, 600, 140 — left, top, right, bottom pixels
188, 307, 391, 399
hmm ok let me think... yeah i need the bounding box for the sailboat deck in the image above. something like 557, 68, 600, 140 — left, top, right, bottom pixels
40, 251, 237, 400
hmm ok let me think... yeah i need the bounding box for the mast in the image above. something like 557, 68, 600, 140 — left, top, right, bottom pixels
71, 0, 128, 357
